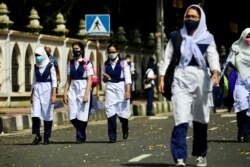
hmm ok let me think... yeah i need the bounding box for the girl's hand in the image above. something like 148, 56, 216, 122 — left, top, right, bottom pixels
51, 95, 57, 104
125, 90, 131, 100
83, 95, 89, 103
63, 93, 68, 105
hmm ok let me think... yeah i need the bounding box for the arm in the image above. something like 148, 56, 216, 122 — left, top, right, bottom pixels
102, 64, 111, 83
63, 63, 71, 105
124, 61, 132, 99
83, 62, 94, 102
206, 45, 221, 86
50, 66, 57, 103
158, 40, 174, 93
63, 75, 71, 105
56, 67, 61, 84
83, 75, 93, 102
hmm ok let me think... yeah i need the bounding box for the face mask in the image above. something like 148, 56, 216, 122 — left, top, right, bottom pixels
72, 49, 81, 57
36, 56, 43, 64
108, 53, 118, 60
184, 20, 199, 31
244, 38, 250, 46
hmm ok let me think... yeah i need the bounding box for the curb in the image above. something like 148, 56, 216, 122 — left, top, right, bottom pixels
0, 101, 172, 134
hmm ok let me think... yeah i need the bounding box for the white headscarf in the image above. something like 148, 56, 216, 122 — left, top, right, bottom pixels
231, 28, 250, 56
35, 47, 50, 67
180, 4, 216, 68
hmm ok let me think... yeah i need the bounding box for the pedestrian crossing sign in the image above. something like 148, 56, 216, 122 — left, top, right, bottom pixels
86, 14, 110, 36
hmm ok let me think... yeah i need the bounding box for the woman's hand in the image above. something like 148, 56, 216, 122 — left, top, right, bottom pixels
125, 90, 131, 100
158, 76, 165, 93
212, 70, 220, 86
63, 93, 68, 105
103, 73, 111, 83
83, 95, 89, 103
51, 95, 57, 104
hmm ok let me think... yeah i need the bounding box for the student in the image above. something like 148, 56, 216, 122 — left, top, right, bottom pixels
125, 55, 136, 103
144, 57, 157, 116
31, 47, 57, 145
63, 41, 94, 144
102, 43, 132, 143
223, 28, 250, 142
158, 4, 220, 167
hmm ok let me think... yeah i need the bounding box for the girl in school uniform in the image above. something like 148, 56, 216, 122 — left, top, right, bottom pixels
102, 43, 132, 143
63, 41, 94, 144
31, 47, 57, 145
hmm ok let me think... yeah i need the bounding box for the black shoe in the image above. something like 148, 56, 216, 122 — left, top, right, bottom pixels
32, 136, 42, 145
243, 136, 250, 142
44, 138, 50, 145
238, 131, 244, 142
109, 139, 116, 143
123, 132, 129, 140
147, 113, 155, 116
76, 138, 86, 144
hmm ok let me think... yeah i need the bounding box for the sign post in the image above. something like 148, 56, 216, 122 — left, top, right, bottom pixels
85, 14, 111, 97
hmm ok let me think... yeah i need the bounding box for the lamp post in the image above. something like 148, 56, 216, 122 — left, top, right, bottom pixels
156, 0, 165, 101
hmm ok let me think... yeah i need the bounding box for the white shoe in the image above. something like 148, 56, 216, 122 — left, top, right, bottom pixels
176, 158, 186, 167
196, 156, 207, 167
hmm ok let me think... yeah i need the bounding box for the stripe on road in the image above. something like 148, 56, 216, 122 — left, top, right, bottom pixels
149, 116, 168, 120
128, 154, 152, 162
221, 114, 236, 118
209, 127, 218, 131
230, 120, 237, 123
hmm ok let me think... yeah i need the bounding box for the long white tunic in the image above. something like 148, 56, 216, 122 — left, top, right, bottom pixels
31, 65, 57, 121
67, 58, 94, 122
103, 59, 132, 118
160, 40, 220, 126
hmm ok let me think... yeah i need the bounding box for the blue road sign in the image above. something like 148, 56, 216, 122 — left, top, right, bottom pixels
85, 14, 110, 36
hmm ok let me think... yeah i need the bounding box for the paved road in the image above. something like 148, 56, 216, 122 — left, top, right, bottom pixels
0, 110, 250, 167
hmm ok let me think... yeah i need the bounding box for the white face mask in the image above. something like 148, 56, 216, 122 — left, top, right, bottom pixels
108, 53, 118, 60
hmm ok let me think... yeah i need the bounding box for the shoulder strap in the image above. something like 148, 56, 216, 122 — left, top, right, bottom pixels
170, 30, 182, 64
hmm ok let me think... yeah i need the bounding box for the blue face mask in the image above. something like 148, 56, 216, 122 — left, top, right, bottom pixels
184, 20, 199, 31
72, 49, 81, 57
36, 56, 43, 64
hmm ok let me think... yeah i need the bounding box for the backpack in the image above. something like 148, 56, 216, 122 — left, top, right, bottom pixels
143, 69, 153, 89
70, 58, 98, 87
162, 31, 182, 100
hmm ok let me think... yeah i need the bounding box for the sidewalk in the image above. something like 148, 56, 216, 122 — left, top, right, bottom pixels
0, 100, 172, 134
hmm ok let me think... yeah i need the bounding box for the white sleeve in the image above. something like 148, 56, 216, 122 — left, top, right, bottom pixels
31, 69, 36, 88
67, 62, 71, 75
50, 66, 57, 88
124, 61, 132, 84
206, 45, 221, 72
159, 40, 174, 76
147, 69, 155, 78
86, 62, 94, 76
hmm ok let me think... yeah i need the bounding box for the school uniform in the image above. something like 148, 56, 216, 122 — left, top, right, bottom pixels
67, 58, 94, 143
160, 5, 220, 163
144, 68, 156, 115
31, 47, 57, 144
103, 57, 132, 142
225, 28, 250, 142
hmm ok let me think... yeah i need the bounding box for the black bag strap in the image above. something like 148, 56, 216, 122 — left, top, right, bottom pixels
170, 30, 182, 65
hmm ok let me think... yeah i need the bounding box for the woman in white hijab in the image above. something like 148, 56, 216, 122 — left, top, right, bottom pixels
159, 4, 220, 167
30, 47, 57, 145
224, 28, 250, 142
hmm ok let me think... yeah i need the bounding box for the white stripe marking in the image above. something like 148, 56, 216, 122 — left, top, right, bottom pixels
230, 120, 237, 123
128, 154, 152, 162
186, 136, 192, 139
209, 127, 218, 131
149, 116, 168, 120
221, 114, 236, 118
